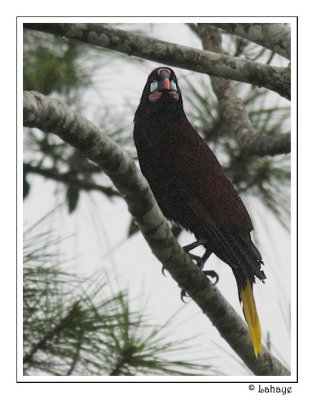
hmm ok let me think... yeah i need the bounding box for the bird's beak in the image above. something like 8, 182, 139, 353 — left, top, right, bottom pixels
163, 78, 170, 90
159, 70, 171, 91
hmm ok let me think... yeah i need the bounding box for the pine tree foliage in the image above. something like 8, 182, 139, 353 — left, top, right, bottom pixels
23, 211, 219, 376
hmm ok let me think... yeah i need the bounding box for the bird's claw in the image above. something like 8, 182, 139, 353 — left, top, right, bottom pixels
204, 270, 219, 285
179, 270, 218, 301
180, 289, 188, 302
161, 265, 167, 276
189, 254, 204, 267
184, 244, 212, 271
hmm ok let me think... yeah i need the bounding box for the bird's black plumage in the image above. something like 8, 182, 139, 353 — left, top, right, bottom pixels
134, 67, 266, 356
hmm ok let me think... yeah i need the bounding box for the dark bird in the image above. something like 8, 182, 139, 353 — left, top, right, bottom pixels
133, 67, 266, 357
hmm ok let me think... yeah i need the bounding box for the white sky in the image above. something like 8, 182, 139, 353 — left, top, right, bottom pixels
22, 21, 292, 378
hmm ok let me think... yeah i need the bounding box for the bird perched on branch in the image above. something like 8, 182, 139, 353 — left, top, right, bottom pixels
133, 67, 266, 357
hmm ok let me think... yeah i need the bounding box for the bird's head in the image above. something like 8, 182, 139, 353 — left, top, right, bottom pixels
145, 67, 180, 103
135, 67, 185, 124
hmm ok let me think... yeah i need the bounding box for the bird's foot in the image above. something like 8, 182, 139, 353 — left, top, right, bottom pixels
180, 269, 219, 302
162, 241, 210, 276
188, 253, 205, 268
162, 240, 218, 301
203, 269, 219, 285
187, 248, 212, 270
183, 239, 207, 253
180, 246, 217, 301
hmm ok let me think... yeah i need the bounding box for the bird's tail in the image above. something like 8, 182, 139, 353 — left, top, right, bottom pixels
238, 278, 262, 358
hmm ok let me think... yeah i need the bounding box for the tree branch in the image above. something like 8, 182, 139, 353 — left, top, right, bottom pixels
211, 23, 291, 60
198, 24, 291, 156
23, 163, 120, 197
23, 90, 290, 376
24, 23, 290, 100
237, 132, 291, 156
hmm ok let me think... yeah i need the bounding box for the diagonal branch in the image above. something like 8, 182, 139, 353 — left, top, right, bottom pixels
211, 23, 291, 60
23, 90, 290, 376
197, 24, 291, 156
24, 23, 290, 100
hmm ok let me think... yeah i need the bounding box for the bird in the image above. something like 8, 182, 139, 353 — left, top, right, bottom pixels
133, 67, 266, 358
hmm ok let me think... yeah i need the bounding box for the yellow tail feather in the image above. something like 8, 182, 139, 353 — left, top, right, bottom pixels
240, 280, 262, 358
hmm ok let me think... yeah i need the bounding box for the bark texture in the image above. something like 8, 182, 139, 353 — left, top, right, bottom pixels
198, 24, 291, 156
211, 23, 291, 60
24, 23, 290, 100
23, 90, 290, 376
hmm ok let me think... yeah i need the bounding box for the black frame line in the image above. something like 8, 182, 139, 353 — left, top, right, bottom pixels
17, 15, 298, 384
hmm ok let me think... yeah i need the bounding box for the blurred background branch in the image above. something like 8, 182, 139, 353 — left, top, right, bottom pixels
210, 23, 291, 59
197, 23, 291, 156
24, 23, 291, 99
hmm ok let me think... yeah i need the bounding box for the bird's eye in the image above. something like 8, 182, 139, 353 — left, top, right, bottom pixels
150, 80, 158, 93
170, 80, 177, 91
